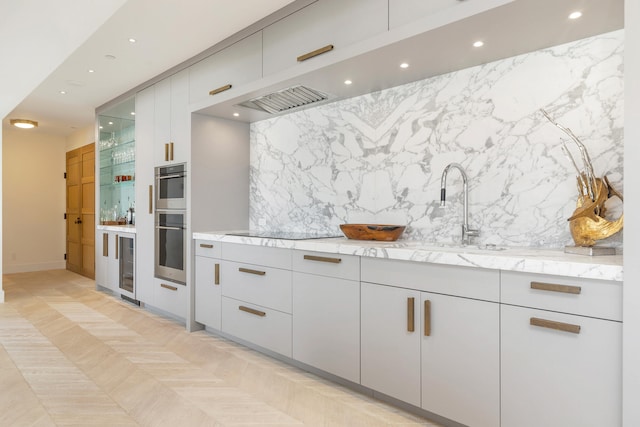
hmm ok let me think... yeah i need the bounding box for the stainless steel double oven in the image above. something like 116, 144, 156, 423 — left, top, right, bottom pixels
155, 164, 186, 284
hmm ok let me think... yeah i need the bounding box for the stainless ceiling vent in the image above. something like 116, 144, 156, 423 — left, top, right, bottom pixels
238, 85, 330, 114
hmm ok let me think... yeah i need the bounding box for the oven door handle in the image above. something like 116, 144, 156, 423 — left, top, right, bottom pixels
157, 174, 184, 180
156, 225, 183, 231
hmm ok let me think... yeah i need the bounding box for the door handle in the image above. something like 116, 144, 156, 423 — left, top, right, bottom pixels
74, 217, 82, 224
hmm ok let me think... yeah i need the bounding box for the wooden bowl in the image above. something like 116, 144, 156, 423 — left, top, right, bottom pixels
340, 224, 406, 241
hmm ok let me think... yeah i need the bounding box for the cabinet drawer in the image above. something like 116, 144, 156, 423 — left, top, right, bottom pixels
501, 304, 621, 427
501, 271, 622, 321
221, 297, 292, 357
292, 250, 359, 281
188, 32, 262, 105
262, 0, 387, 77
361, 257, 499, 302
195, 239, 222, 258
222, 242, 291, 269
153, 279, 187, 320
221, 261, 292, 313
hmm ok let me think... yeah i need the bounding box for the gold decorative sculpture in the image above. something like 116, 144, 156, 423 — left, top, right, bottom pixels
541, 109, 623, 250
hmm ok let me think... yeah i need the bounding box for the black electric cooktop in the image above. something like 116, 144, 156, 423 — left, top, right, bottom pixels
226, 231, 342, 240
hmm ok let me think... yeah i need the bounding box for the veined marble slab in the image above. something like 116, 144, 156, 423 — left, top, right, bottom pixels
97, 224, 136, 233
193, 231, 622, 282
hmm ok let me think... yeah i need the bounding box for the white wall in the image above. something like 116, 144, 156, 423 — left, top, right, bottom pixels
0, 127, 3, 301
623, 0, 640, 424
2, 128, 66, 273
66, 125, 95, 152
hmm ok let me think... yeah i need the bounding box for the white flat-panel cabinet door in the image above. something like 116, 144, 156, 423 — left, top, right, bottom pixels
106, 232, 119, 292
361, 282, 421, 407
389, 0, 464, 29
194, 256, 221, 330
501, 304, 622, 427
154, 70, 189, 166
189, 32, 262, 105
421, 293, 500, 427
292, 272, 360, 383
262, 0, 387, 77
134, 85, 155, 305
95, 231, 108, 288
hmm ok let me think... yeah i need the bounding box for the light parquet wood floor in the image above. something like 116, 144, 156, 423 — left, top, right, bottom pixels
0, 270, 442, 427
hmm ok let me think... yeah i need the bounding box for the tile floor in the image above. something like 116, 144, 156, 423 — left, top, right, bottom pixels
0, 270, 442, 426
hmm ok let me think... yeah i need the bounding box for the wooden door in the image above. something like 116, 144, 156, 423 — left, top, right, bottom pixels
66, 143, 95, 278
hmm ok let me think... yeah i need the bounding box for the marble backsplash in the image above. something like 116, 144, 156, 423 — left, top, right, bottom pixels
249, 30, 624, 248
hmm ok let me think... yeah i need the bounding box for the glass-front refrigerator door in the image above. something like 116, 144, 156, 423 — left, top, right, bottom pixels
119, 235, 136, 301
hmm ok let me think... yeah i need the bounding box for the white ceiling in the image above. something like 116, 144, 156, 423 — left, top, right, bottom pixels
1, 0, 296, 136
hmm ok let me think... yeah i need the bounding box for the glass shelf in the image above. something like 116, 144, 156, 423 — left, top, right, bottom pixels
98, 101, 136, 223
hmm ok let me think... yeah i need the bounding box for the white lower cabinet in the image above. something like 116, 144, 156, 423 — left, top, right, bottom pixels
361, 258, 500, 427
361, 282, 421, 406
152, 278, 187, 320
194, 255, 221, 330
500, 271, 622, 427
292, 251, 361, 383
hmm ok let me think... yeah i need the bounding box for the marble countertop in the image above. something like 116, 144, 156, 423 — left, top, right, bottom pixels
193, 231, 623, 282
97, 224, 137, 233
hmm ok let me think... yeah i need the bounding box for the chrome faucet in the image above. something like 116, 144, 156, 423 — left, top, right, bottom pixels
440, 163, 479, 245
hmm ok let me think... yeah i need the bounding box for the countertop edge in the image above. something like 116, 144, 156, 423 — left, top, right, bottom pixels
192, 231, 623, 282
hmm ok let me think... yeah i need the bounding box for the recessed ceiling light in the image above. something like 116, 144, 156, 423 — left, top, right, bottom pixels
473, 41, 484, 48
233, 113, 240, 117
88, 69, 94, 73
344, 80, 353, 85
569, 11, 582, 20
130, 112, 135, 116
99, 126, 103, 129
108, 121, 113, 125
128, 38, 136, 43
400, 62, 409, 69
60, 90, 67, 95
10, 119, 38, 129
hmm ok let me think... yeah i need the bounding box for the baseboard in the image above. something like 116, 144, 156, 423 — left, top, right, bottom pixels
2, 261, 66, 274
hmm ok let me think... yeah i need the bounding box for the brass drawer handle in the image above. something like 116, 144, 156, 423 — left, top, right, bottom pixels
103, 233, 108, 257
148, 185, 153, 214
424, 300, 431, 337
239, 305, 266, 317
530, 317, 581, 334
407, 297, 415, 332
215, 263, 220, 285
161, 283, 178, 291
239, 267, 266, 276
199, 243, 214, 249
531, 281, 581, 295
164, 143, 169, 161
297, 44, 334, 62
169, 142, 174, 161
209, 84, 232, 96
303, 254, 342, 264
115, 234, 119, 259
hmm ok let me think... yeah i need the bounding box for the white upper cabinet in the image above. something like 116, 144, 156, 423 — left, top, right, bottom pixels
262, 0, 388, 77
189, 32, 263, 106
154, 69, 189, 166
389, 0, 465, 29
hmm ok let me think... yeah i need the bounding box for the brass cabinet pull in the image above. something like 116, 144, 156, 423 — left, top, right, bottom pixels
531, 281, 582, 295
161, 283, 178, 291
407, 297, 415, 332
239, 305, 266, 317
303, 254, 342, 264
214, 263, 220, 285
148, 185, 153, 214
164, 143, 169, 161
424, 300, 432, 336
297, 44, 334, 62
103, 233, 108, 257
115, 234, 119, 259
209, 84, 232, 96
169, 142, 174, 161
238, 267, 266, 276
530, 317, 581, 334
199, 243, 214, 249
